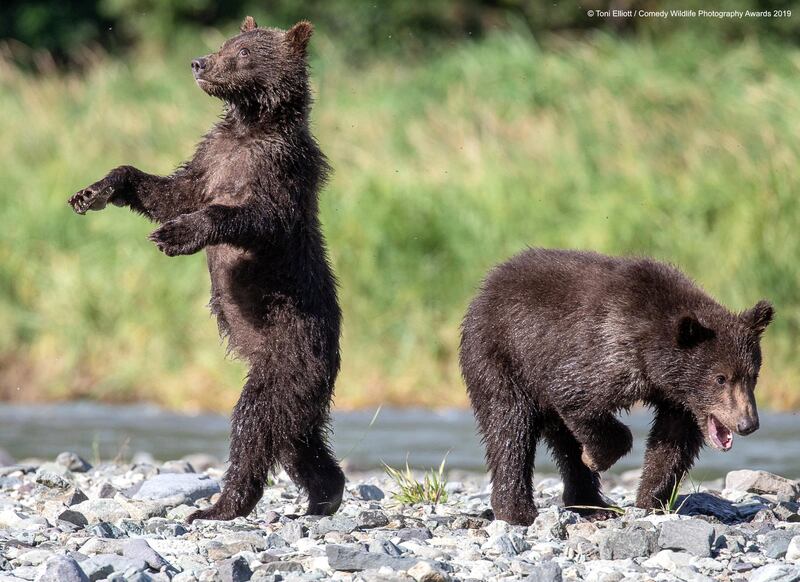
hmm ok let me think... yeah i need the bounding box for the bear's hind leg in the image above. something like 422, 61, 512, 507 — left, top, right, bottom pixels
278, 421, 345, 516
544, 414, 614, 520
187, 378, 275, 522
470, 371, 541, 525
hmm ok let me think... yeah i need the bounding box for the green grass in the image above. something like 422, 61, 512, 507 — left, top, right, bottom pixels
1, 29, 799, 411
384, 455, 449, 506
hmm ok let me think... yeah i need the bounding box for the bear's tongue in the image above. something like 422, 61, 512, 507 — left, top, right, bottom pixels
707, 415, 733, 451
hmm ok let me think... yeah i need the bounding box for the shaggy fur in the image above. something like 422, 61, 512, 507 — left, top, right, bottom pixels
68, 17, 345, 521
460, 248, 773, 525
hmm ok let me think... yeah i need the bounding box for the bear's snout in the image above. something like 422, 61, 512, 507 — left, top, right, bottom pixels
736, 415, 759, 435
191, 57, 207, 78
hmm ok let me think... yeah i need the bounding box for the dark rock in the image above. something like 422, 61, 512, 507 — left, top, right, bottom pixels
658, 519, 715, 557
357, 510, 389, 529
450, 516, 489, 530
56, 452, 92, 473
36, 556, 89, 582
524, 561, 562, 582
356, 484, 385, 501
678, 492, 746, 523
90, 522, 125, 539
218, 555, 252, 582
598, 526, 658, 560
58, 509, 89, 528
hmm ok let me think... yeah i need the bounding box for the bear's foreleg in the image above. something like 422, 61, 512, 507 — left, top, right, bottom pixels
150, 205, 276, 257
561, 412, 633, 472
68, 165, 200, 223
543, 415, 611, 518
636, 402, 703, 510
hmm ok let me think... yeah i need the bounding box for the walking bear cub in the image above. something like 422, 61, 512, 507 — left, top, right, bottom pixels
68, 17, 345, 521
460, 248, 773, 525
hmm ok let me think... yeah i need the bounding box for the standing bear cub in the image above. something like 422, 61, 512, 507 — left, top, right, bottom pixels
68, 17, 345, 521
460, 248, 773, 525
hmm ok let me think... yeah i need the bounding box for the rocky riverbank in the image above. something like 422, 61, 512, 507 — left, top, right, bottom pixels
1, 453, 800, 581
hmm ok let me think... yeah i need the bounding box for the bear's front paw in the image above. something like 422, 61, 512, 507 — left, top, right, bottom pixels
68, 181, 115, 215
149, 214, 210, 257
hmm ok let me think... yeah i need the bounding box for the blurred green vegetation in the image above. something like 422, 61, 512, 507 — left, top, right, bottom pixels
4, 0, 800, 64
0, 18, 799, 410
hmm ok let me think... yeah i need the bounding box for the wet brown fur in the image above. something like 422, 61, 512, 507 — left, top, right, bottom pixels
68, 17, 345, 521
460, 248, 773, 525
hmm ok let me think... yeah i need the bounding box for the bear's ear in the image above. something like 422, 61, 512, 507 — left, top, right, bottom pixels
741, 299, 774, 336
240, 16, 258, 33
285, 20, 313, 56
677, 314, 715, 349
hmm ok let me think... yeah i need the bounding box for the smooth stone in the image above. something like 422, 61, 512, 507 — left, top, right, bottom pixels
407, 560, 450, 582
34, 555, 88, 582
55, 453, 92, 474
523, 560, 562, 582
325, 544, 421, 572
122, 539, 173, 571
312, 515, 357, 536
787, 536, 800, 561
725, 470, 800, 499
70, 499, 130, 524
355, 484, 385, 501
132, 474, 220, 504
658, 519, 715, 557
80, 554, 146, 581
643, 549, 695, 571
749, 563, 800, 582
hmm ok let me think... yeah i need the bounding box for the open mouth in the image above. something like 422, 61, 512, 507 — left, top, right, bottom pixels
707, 415, 733, 451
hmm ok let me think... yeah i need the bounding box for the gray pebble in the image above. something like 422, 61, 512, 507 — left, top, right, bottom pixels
35, 556, 89, 582
658, 519, 715, 557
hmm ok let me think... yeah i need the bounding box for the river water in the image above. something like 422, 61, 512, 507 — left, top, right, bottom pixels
0, 403, 798, 480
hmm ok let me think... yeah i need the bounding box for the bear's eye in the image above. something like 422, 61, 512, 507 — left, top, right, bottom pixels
238, 48, 250, 58
715, 374, 727, 386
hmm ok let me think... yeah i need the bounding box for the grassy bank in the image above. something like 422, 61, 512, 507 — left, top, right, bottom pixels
1, 30, 798, 411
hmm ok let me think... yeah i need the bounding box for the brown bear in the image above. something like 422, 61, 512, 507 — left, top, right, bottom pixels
460, 248, 773, 525
68, 17, 345, 521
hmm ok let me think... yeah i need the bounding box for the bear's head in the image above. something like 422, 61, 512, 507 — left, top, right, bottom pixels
190, 16, 313, 117
666, 299, 773, 451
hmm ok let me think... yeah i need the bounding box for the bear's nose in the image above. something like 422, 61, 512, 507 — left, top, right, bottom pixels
736, 417, 759, 435
191, 58, 206, 77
